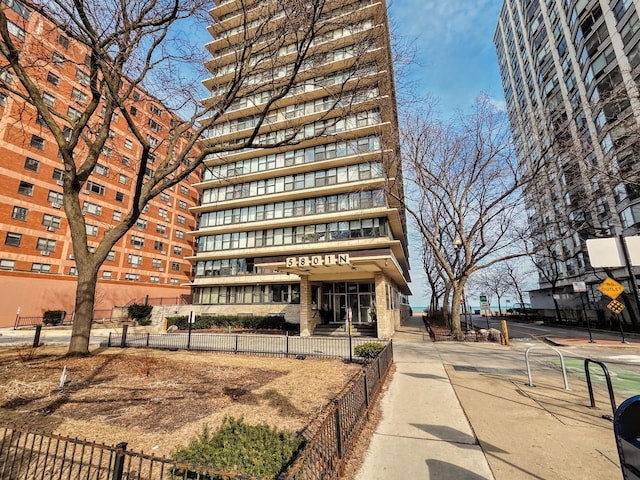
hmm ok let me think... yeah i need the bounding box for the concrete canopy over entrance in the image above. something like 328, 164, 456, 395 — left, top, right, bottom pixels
256, 249, 409, 339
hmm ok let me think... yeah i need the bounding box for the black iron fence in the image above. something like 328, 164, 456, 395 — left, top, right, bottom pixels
0, 425, 263, 479
14, 311, 128, 330
0, 343, 394, 480
107, 329, 382, 361
279, 342, 394, 479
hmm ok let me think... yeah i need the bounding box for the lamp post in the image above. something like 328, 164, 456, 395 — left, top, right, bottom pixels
453, 237, 465, 330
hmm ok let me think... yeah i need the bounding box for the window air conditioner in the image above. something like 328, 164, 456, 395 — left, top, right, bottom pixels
47, 226, 55, 232
40, 250, 51, 256
51, 203, 61, 209
56, 180, 63, 186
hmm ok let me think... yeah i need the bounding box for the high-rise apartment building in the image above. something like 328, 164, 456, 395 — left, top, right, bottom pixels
495, 0, 640, 314
190, 0, 411, 338
0, 1, 200, 326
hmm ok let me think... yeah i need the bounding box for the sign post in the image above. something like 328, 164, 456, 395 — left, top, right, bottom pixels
187, 311, 195, 350
598, 278, 629, 343
573, 282, 593, 343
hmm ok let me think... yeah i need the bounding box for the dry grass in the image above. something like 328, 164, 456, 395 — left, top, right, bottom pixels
0, 346, 360, 457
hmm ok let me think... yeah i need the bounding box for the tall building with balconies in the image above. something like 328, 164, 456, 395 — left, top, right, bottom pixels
495, 0, 640, 315
0, 1, 200, 326
190, 0, 410, 338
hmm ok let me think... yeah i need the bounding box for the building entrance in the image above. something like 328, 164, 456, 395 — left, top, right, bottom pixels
321, 281, 376, 325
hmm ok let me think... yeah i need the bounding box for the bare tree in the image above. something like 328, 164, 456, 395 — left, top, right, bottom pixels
470, 266, 511, 316
0, 0, 378, 355
400, 96, 538, 334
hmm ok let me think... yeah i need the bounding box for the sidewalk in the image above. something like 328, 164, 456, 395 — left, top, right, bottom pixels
355, 320, 495, 480
355, 317, 624, 480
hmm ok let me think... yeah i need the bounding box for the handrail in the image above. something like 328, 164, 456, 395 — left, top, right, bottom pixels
525, 346, 570, 390
584, 358, 617, 416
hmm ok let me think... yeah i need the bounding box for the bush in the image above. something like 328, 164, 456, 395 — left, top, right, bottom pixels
128, 303, 153, 320
354, 342, 385, 361
42, 310, 66, 326
166, 314, 293, 332
172, 417, 304, 479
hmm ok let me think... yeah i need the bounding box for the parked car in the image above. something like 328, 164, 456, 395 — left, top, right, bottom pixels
507, 303, 533, 314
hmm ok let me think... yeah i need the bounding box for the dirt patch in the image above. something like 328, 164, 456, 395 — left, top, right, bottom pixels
0, 346, 359, 457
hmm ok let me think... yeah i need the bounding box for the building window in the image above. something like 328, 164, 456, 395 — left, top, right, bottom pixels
146, 135, 158, 147
124, 138, 133, 149
71, 87, 87, 104
94, 163, 109, 176
121, 156, 130, 166
150, 104, 162, 116
175, 230, 184, 239
30, 135, 45, 150
42, 214, 61, 230
112, 211, 122, 222
156, 224, 166, 234
130, 235, 145, 248
158, 208, 168, 219
178, 200, 187, 210
5, 232, 22, 247
173, 246, 182, 255
47, 191, 63, 205
102, 270, 113, 279
136, 219, 147, 230
160, 192, 170, 203
106, 250, 116, 261
170, 278, 180, 285
125, 273, 140, 281
24, 157, 39, 172
12, 206, 28, 221
76, 69, 90, 87
82, 201, 102, 216
32, 263, 51, 273
180, 185, 189, 195
57, 34, 69, 49
152, 258, 162, 268
18, 181, 33, 196
0, 259, 16, 270
177, 215, 186, 225
42, 91, 56, 107
86, 181, 105, 196
154, 241, 164, 251
37, 238, 56, 252
86, 224, 98, 236
52, 52, 64, 67
115, 191, 125, 202
130, 106, 137, 116
46, 72, 60, 86
150, 276, 160, 283
118, 174, 128, 185
148, 118, 162, 132
171, 262, 181, 271
7, 20, 25, 41
128, 254, 142, 266
68, 106, 81, 120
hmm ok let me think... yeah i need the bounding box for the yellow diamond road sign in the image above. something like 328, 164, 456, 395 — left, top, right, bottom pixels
598, 277, 625, 299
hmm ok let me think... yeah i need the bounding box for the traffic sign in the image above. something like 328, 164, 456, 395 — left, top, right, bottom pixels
607, 299, 625, 314
598, 277, 625, 299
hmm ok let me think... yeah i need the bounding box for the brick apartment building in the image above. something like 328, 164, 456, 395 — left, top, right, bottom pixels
0, 0, 200, 327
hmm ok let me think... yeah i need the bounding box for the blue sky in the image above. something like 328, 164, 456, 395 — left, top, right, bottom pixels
387, 1, 507, 307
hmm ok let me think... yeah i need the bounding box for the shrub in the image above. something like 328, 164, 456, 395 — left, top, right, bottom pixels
354, 342, 385, 361
42, 310, 66, 326
128, 303, 153, 320
172, 417, 304, 479
166, 314, 292, 332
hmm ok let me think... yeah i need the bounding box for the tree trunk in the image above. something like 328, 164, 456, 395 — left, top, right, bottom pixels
450, 284, 464, 335
67, 268, 99, 356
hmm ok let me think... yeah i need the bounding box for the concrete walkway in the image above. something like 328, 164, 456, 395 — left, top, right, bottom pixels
355, 319, 495, 480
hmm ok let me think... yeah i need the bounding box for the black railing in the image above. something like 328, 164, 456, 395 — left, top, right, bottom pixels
0, 425, 260, 480
107, 331, 381, 361
279, 342, 394, 479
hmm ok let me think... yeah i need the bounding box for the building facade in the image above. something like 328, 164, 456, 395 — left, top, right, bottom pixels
494, 0, 640, 318
0, 1, 200, 327
190, 0, 411, 338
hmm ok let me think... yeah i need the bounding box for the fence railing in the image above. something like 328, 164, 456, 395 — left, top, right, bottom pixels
107, 329, 382, 361
0, 425, 264, 479
14, 312, 129, 330
279, 342, 394, 479
0, 343, 394, 480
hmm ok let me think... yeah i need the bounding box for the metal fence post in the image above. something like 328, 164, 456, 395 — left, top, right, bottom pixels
120, 325, 128, 348
363, 373, 369, 408
33, 325, 42, 348
333, 400, 343, 459
111, 442, 128, 480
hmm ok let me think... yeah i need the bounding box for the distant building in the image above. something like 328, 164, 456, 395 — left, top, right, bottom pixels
0, 1, 200, 326
494, 0, 640, 318
190, 0, 411, 338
